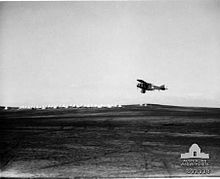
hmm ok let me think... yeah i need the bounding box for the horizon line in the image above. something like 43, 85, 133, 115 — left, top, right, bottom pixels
1, 103, 220, 110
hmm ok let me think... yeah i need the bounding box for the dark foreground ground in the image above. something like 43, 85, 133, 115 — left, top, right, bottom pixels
1, 104, 220, 177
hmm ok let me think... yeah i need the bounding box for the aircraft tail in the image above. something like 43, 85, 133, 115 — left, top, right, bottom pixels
160, 85, 167, 90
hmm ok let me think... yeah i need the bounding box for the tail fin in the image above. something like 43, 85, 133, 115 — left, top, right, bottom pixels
160, 85, 167, 90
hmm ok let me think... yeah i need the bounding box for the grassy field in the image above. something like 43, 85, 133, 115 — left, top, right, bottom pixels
1, 104, 220, 177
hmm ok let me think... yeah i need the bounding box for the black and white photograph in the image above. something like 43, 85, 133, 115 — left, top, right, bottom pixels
1, 1, 220, 178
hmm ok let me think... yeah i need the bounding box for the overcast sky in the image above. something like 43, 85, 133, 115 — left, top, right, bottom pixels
0, 1, 220, 107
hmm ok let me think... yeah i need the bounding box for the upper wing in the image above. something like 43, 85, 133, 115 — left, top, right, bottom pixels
137, 79, 151, 85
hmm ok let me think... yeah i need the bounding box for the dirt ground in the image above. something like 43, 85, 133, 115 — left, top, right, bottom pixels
1, 104, 220, 177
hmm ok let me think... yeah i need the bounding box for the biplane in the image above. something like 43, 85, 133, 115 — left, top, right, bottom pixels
137, 79, 168, 93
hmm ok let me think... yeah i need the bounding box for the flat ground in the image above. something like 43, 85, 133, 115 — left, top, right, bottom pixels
1, 104, 220, 177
